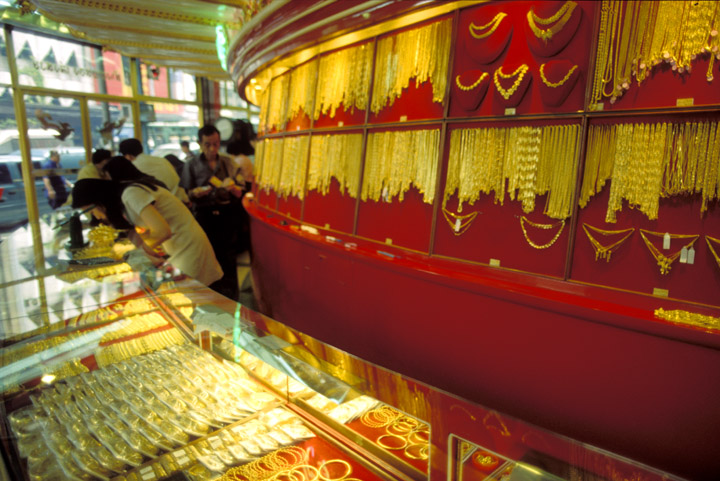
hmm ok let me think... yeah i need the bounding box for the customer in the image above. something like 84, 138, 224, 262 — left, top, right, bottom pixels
119, 138, 188, 203
42, 150, 73, 209
225, 120, 257, 254
180, 140, 194, 161
77, 149, 111, 180
164, 153, 184, 178
181, 124, 244, 300
71, 176, 223, 287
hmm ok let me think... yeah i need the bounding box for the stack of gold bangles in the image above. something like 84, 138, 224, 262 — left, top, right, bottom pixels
361, 406, 430, 461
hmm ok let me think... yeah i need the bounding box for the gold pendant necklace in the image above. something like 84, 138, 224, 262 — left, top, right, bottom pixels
582, 223, 634, 262
539, 63, 578, 88
442, 207, 479, 236
493, 64, 529, 100
469, 12, 508, 39
527, 1, 578, 42
456, 72, 488, 91
520, 216, 565, 249
639, 229, 699, 275
706, 235, 720, 270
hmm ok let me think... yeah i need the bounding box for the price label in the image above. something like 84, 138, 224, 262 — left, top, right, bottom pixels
652, 288, 669, 297
504, 108, 516, 116
400, 115, 408, 122
676, 98, 694, 107
489, 258, 501, 267
385, 238, 393, 245
338, 121, 344, 127
590, 103, 604, 111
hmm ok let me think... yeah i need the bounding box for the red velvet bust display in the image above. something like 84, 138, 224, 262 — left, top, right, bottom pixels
453, 69, 491, 111
493, 63, 532, 108
524, 0, 582, 58
537, 59, 581, 107
464, 9, 513, 65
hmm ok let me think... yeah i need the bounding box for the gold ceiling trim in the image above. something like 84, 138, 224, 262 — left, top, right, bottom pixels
60, 19, 215, 43
135, 54, 221, 65
67, 27, 217, 55
44, 0, 243, 29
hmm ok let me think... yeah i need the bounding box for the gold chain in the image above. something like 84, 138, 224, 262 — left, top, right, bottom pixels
639, 229, 699, 275
706, 235, 720, 270
286, 59, 318, 123
526, 1, 578, 42
520, 216, 566, 249
442, 208, 479, 235
539, 63, 579, 88
469, 12, 508, 39
455, 72, 489, 91
307, 134, 363, 197
315, 42, 373, 119
493, 64, 529, 99
582, 223, 634, 261
655, 308, 720, 330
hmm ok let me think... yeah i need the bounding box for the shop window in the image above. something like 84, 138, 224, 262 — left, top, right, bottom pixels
170, 69, 197, 102
139, 100, 199, 159
87, 99, 135, 152
12, 29, 129, 96
0, 30, 10, 85
138, 61, 168, 98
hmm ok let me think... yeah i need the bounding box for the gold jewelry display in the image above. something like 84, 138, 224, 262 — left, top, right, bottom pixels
581, 120, 720, 222
314, 42, 373, 119
361, 129, 440, 205
360, 406, 429, 463
265, 74, 290, 131
655, 308, 720, 330
582, 224, 634, 261
527, 1, 578, 42
286, 58, 318, 123
445, 124, 579, 220
307, 134, 363, 198
442, 208, 479, 235
456, 72, 489, 91
706, 235, 720, 270
278, 135, 311, 199
469, 12, 507, 39
520, 216, 566, 249
639, 229, 699, 275
590, 0, 720, 107
539, 63, 579, 88
371, 18, 451, 113
318, 459, 352, 480
493, 64, 530, 100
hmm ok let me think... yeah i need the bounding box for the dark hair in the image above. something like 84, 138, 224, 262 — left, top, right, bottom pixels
180, 141, 190, 148
104, 156, 167, 190
92, 149, 112, 165
164, 154, 184, 176
226, 120, 256, 156
71, 179, 133, 229
198, 124, 220, 141
119, 138, 143, 157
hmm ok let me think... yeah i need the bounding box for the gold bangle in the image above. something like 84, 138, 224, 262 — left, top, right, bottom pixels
376, 434, 408, 450
288, 464, 320, 481
318, 459, 352, 481
404, 443, 429, 460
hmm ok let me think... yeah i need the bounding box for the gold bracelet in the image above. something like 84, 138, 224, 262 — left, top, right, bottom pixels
469, 12, 507, 39
376, 434, 408, 450
404, 443, 429, 460
318, 459, 352, 481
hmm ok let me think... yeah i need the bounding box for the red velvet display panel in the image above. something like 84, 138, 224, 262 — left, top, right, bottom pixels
369, 16, 451, 124
277, 193, 303, 220
356, 187, 434, 253
571, 185, 720, 307
286, 107, 312, 132
314, 102, 367, 128
248, 211, 720, 481
449, 1, 596, 117
303, 179, 357, 234
257, 187, 279, 210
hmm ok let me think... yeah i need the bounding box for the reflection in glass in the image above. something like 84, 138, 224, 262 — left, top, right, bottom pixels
139, 101, 199, 156
88, 99, 134, 152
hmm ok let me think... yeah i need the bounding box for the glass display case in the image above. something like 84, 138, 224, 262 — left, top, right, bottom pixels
0, 220, 691, 481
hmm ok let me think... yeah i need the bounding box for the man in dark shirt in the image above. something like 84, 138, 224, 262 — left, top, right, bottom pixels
42, 150, 72, 209
181, 125, 245, 300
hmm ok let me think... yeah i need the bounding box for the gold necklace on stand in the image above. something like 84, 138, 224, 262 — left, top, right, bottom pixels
493, 64, 529, 99
527, 1, 578, 42
582, 223, 634, 261
456, 72, 489, 91
442, 207, 479, 236
539, 63, 578, 88
520, 216, 566, 249
469, 12, 508, 39
639, 229, 699, 275
706, 235, 720, 270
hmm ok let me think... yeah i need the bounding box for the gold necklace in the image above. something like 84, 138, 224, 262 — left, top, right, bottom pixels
639, 229, 699, 275
520, 216, 565, 249
469, 12, 508, 39
493, 64, 529, 100
582, 223, 634, 262
655, 308, 720, 331
706, 235, 720, 270
539, 63, 578, 88
442, 207, 479, 235
526, 1, 578, 42
456, 72, 488, 91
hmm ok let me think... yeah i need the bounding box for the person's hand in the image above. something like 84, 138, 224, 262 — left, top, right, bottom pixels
228, 184, 244, 198
192, 186, 212, 198
48, 190, 56, 199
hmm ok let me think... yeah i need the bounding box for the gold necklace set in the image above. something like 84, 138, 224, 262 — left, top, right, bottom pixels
445, 124, 580, 220
582, 224, 634, 261
286, 58, 318, 123
520, 216, 566, 249
469, 12, 508, 39
590, 0, 720, 107
493, 64, 530, 100
307, 133, 363, 198
315, 42, 373, 119
581, 120, 720, 222
371, 18, 451, 114
361, 129, 440, 205
526, 1, 578, 42
639, 229, 699, 275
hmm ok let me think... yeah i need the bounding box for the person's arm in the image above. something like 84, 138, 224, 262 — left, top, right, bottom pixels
43, 177, 55, 199
136, 203, 173, 252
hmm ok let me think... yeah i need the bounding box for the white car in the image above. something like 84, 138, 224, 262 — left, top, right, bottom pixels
151, 142, 199, 160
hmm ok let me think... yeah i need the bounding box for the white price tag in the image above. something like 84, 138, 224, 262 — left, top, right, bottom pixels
687, 246, 695, 264
504, 108, 516, 116
663, 233, 671, 250
680, 246, 688, 263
